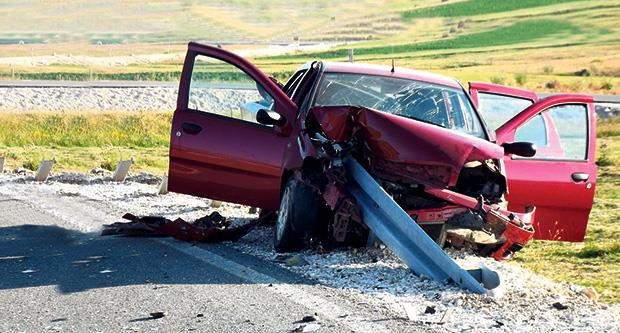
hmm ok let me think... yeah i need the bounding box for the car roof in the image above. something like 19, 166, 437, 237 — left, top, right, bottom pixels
300, 61, 463, 89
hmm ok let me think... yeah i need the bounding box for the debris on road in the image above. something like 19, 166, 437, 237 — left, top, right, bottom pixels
285, 255, 309, 267
299, 315, 317, 323
149, 312, 165, 319
552, 302, 569, 310
292, 322, 321, 333
424, 306, 436, 314
101, 211, 269, 242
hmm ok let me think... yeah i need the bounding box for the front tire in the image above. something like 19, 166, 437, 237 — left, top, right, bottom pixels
274, 173, 323, 252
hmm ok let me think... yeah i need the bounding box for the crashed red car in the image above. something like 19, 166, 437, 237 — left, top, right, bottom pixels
168, 42, 597, 260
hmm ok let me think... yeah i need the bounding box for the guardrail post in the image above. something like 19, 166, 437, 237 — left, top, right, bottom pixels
34, 159, 55, 181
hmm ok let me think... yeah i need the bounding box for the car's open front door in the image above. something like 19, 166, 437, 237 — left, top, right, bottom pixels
494, 94, 597, 241
168, 42, 297, 209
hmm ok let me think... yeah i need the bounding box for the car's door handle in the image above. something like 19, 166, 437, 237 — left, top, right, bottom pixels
181, 122, 202, 135
571, 172, 589, 182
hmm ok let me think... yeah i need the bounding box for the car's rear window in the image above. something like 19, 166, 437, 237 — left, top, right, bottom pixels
313, 73, 484, 138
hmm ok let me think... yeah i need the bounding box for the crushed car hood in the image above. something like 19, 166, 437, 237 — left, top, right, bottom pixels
311, 105, 504, 187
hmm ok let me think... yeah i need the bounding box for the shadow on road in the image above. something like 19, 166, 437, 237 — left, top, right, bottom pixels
0, 224, 310, 294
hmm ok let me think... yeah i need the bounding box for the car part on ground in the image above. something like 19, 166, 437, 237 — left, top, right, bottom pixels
101, 211, 272, 242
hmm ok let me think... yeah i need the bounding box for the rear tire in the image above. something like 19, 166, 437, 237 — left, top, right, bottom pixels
274, 173, 323, 252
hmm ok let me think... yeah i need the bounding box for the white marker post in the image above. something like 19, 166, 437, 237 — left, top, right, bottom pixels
34, 160, 55, 181
112, 159, 133, 182
158, 173, 168, 195
0, 156, 4, 174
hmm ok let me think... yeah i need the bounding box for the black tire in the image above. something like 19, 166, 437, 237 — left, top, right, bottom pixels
274, 173, 323, 252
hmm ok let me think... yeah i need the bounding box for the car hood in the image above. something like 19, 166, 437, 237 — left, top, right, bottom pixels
311, 105, 504, 186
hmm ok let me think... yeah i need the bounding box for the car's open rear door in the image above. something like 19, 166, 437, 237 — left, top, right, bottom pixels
469, 82, 539, 131
168, 42, 297, 209
492, 93, 597, 241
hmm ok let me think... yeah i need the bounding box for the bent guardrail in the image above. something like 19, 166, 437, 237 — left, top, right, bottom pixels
344, 157, 499, 294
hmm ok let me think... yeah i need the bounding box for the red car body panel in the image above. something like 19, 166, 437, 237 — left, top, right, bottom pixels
469, 82, 539, 107
471, 83, 597, 241
495, 94, 597, 241
169, 42, 299, 209
322, 62, 462, 89
312, 105, 504, 187
169, 42, 597, 243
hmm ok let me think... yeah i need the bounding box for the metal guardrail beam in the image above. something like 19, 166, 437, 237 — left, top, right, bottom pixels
344, 157, 496, 294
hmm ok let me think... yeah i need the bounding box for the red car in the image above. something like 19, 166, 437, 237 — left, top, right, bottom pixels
168, 42, 597, 259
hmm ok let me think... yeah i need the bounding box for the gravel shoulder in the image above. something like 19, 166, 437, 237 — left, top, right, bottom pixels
0, 173, 618, 332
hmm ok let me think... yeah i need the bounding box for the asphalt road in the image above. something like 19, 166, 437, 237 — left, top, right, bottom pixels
0, 193, 430, 332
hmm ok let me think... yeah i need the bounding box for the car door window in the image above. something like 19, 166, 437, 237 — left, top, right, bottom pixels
515, 114, 547, 147
188, 55, 274, 124
514, 104, 588, 160
477, 92, 533, 131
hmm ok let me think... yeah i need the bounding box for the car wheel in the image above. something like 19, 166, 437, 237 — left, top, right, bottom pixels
274, 173, 323, 253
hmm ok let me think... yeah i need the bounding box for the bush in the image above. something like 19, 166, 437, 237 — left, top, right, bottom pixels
514, 73, 528, 85
490, 75, 506, 85
543, 65, 554, 74
596, 144, 614, 166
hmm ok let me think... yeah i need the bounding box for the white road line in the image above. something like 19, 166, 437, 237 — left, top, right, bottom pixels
160, 239, 392, 333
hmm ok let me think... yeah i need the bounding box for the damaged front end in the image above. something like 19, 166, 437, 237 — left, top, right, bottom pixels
307, 105, 535, 261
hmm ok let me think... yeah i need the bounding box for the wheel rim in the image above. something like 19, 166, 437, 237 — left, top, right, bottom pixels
276, 185, 291, 242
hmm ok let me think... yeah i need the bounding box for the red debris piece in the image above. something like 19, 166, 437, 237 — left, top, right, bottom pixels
101, 211, 271, 242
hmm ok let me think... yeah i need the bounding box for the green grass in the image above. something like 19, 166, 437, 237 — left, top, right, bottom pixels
0, 112, 172, 147
598, 118, 620, 138
402, 0, 584, 19
263, 19, 580, 60
0, 146, 169, 174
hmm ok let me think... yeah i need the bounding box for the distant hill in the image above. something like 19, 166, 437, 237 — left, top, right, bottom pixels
1, 0, 618, 94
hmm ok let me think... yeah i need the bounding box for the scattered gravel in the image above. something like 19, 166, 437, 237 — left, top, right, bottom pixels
0, 87, 177, 112
0, 172, 618, 332
0, 86, 257, 113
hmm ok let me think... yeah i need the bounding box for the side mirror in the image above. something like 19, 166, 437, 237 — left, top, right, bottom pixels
256, 109, 286, 127
502, 142, 537, 157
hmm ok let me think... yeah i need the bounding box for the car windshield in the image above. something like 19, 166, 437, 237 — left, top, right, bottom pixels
313, 73, 485, 138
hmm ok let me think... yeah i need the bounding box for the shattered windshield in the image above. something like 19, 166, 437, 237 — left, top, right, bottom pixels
313, 73, 484, 138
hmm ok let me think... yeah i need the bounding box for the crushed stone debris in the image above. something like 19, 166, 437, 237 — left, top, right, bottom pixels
149, 312, 165, 319
0, 172, 619, 333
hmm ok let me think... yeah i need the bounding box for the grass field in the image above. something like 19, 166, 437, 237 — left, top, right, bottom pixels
401, 0, 584, 19
0, 113, 619, 302
2, 0, 620, 94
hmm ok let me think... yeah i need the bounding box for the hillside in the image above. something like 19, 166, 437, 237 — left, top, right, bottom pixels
0, 0, 619, 93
